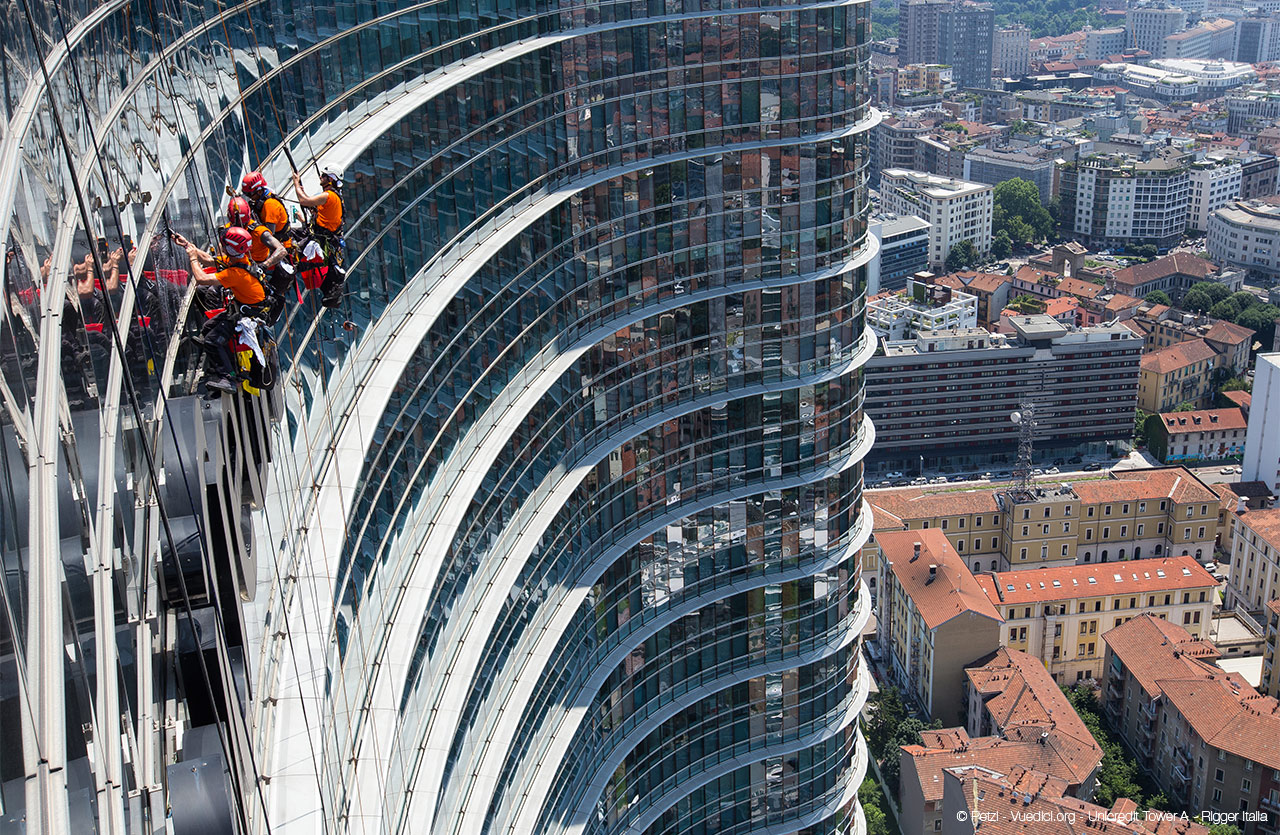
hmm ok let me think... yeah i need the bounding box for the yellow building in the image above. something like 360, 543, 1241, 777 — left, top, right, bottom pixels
876, 529, 1003, 723
868, 466, 1220, 573
975, 556, 1218, 684
1137, 338, 1219, 412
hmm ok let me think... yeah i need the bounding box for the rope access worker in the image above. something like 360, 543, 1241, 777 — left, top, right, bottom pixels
173, 227, 270, 395
240, 172, 298, 291
292, 167, 346, 308
226, 195, 292, 322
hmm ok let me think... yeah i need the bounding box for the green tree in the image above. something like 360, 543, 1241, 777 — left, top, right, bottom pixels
1175, 402, 1196, 412
1182, 287, 1215, 314
1143, 291, 1171, 306
1210, 299, 1241, 321
859, 777, 894, 835
993, 178, 1054, 245
881, 716, 940, 795
1189, 281, 1231, 305
945, 240, 979, 272
1207, 825, 1243, 835
863, 687, 908, 758
1235, 304, 1279, 348
991, 229, 1013, 260
1134, 408, 1149, 444
1227, 290, 1259, 312
1009, 293, 1046, 314
1131, 244, 1158, 260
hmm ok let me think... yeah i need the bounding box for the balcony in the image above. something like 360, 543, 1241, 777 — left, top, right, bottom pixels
1107, 677, 1124, 700
1173, 764, 1190, 785
1263, 794, 1280, 813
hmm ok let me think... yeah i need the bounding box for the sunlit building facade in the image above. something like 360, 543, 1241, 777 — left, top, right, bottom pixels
0, 0, 877, 833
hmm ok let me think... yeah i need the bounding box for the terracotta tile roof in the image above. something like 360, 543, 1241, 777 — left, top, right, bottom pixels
1102, 614, 1221, 697
948, 766, 1209, 835
903, 728, 1101, 804
1139, 338, 1218, 375
1057, 277, 1105, 299
966, 649, 1099, 747
962, 272, 1013, 294
1222, 390, 1251, 410
867, 486, 1001, 522
1157, 407, 1246, 434
1044, 296, 1079, 318
921, 728, 971, 748
932, 274, 969, 292
1237, 507, 1280, 554
1105, 293, 1144, 313
977, 556, 1216, 606
1267, 599, 1280, 619
1113, 254, 1218, 289
1203, 319, 1255, 347
1157, 676, 1280, 771
1015, 265, 1059, 285
1070, 466, 1219, 506
877, 529, 1004, 631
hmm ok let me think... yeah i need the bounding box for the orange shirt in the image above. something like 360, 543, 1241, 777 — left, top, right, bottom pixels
260, 196, 292, 246
316, 189, 343, 233
216, 261, 265, 304
247, 223, 274, 264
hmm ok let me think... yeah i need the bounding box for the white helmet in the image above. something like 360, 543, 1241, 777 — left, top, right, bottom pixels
320, 166, 344, 189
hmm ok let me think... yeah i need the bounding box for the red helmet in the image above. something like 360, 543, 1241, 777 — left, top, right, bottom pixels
241, 171, 269, 198
227, 196, 253, 227
222, 226, 253, 259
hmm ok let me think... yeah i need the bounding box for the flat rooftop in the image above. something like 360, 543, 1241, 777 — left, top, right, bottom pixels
1007, 314, 1069, 340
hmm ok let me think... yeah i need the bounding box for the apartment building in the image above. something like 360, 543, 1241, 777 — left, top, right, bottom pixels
1235, 14, 1280, 64
1240, 154, 1279, 202
864, 317, 1142, 470
867, 277, 979, 339
1262, 599, 1280, 699
869, 467, 1222, 572
941, 765, 1210, 835
938, 3, 995, 89
870, 118, 932, 183
899, 647, 1103, 835
1102, 615, 1280, 831
994, 24, 1030, 78
1225, 504, 1280, 612
879, 169, 994, 269
1086, 26, 1129, 60
876, 530, 1004, 723
1209, 201, 1280, 281
1243, 354, 1280, 493
1059, 152, 1191, 252
1227, 89, 1280, 138
963, 147, 1055, 203
976, 556, 1218, 683
1188, 155, 1243, 232
1148, 408, 1248, 464
939, 271, 1012, 326
1160, 18, 1236, 60
1111, 252, 1223, 303
1139, 339, 1221, 412
1127, 7, 1189, 55
901, 0, 952, 65
870, 214, 931, 293
1128, 311, 1253, 377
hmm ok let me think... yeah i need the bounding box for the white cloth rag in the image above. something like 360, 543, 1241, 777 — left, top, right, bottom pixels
235, 317, 266, 366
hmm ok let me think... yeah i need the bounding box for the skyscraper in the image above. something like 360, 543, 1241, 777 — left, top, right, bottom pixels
939, 2, 997, 89
901, 0, 954, 65
0, 2, 876, 834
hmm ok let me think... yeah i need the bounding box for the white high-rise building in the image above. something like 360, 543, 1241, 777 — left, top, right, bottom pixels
1187, 154, 1242, 232
1243, 353, 1280, 492
879, 169, 995, 268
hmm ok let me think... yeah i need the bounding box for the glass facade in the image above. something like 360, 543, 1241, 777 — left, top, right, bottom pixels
0, 0, 876, 830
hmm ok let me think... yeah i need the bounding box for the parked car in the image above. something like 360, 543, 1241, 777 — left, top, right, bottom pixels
1082, 463, 1104, 471
885, 470, 905, 479
1220, 466, 1236, 475
1046, 466, 1060, 475
1069, 456, 1083, 464
929, 476, 948, 484
1031, 468, 1044, 476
